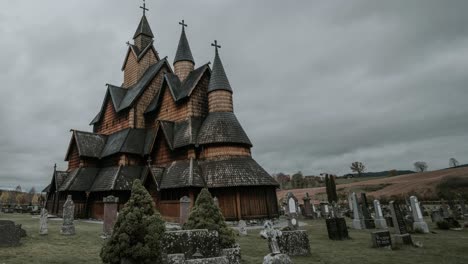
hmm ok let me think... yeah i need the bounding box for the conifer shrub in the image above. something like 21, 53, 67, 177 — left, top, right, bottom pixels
100, 179, 165, 264
183, 188, 236, 248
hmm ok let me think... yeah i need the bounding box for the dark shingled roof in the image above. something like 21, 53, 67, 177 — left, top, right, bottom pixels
174, 27, 194, 64
149, 166, 164, 188
71, 131, 107, 159
90, 166, 147, 192
197, 112, 252, 146
199, 157, 279, 188
42, 185, 50, 193
207, 49, 232, 93
59, 168, 100, 192
91, 58, 168, 125
133, 15, 154, 39
144, 64, 209, 114
173, 117, 203, 148
159, 121, 175, 149
159, 159, 205, 189
55, 171, 69, 190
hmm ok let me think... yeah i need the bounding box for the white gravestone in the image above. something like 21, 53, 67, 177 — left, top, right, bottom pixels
373, 200, 387, 229
351, 192, 364, 229
410, 196, 429, 233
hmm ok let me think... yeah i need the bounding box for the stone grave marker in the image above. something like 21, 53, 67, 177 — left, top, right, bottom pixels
373, 200, 387, 229
238, 220, 247, 236
326, 217, 349, 240
441, 202, 450, 218
410, 196, 429, 233
103, 195, 119, 237
39, 208, 48, 235
351, 192, 364, 229
389, 201, 412, 246
371, 230, 392, 248
213, 196, 219, 208
286, 192, 299, 230
431, 210, 443, 223
302, 193, 314, 219
179, 196, 191, 225
361, 193, 375, 229
0, 220, 22, 247
61, 195, 75, 235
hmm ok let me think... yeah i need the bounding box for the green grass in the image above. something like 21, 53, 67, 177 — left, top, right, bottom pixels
1, 214, 468, 263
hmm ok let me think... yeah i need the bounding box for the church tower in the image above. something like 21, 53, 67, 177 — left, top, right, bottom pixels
207, 41, 233, 113
173, 20, 195, 81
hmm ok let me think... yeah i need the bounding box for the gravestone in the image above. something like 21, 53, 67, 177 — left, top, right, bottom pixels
410, 196, 429, 233
348, 193, 354, 211
179, 196, 191, 225
351, 192, 364, 229
320, 202, 330, 219
39, 208, 48, 235
213, 197, 219, 208
238, 220, 247, 236
326, 217, 349, 240
389, 201, 412, 246
164, 229, 221, 259
373, 200, 387, 229
278, 230, 311, 256
61, 195, 75, 235
441, 202, 450, 218
371, 230, 392, 248
361, 193, 375, 229
302, 193, 314, 219
261, 220, 292, 264
286, 192, 299, 230
431, 210, 443, 223
103, 195, 119, 237
0, 220, 21, 247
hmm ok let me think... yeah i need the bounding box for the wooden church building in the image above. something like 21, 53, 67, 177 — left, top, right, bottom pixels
44, 5, 279, 221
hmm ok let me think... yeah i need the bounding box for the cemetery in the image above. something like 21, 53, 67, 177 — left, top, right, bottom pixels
1, 1, 468, 263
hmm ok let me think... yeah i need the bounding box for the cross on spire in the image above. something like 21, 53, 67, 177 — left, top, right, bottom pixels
179, 20, 187, 29
211, 40, 221, 51
140, 0, 149, 16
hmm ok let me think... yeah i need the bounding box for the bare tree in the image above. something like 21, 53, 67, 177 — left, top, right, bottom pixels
414, 161, 428, 172
449, 158, 459, 168
350, 161, 366, 177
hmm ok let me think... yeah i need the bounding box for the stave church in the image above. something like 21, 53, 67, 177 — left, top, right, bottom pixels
43, 3, 279, 221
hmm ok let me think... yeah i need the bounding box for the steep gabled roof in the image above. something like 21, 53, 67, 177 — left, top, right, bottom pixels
174, 27, 194, 64
173, 117, 203, 148
197, 112, 252, 146
91, 58, 169, 125
208, 48, 232, 93
133, 15, 154, 39
59, 168, 99, 192
121, 41, 160, 71
65, 130, 107, 160
144, 64, 210, 114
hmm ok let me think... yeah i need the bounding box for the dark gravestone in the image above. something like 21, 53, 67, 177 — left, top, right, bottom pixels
163, 229, 221, 259
326, 218, 349, 240
431, 210, 443, 223
277, 230, 311, 256
385, 216, 394, 227
389, 201, 412, 246
361, 193, 375, 229
0, 220, 21, 247
371, 230, 392, 248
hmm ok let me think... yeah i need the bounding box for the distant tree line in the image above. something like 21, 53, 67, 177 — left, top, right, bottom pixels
0, 185, 43, 206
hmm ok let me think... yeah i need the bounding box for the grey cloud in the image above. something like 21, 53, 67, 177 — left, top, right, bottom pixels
1, 0, 468, 190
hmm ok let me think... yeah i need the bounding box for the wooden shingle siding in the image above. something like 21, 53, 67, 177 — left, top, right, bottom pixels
188, 73, 209, 117
94, 100, 129, 135
158, 87, 188, 122
208, 90, 233, 112
134, 69, 166, 128
174, 61, 194, 81
201, 145, 251, 159
68, 144, 80, 171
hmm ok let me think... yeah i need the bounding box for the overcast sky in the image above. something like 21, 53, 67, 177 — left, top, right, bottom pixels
1, 0, 468, 190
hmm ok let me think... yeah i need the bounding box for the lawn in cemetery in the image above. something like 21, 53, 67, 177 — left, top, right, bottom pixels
1, 213, 467, 264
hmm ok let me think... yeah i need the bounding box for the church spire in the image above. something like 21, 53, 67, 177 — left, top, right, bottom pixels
173, 20, 194, 81
208, 40, 232, 93
133, 0, 154, 50
174, 20, 194, 64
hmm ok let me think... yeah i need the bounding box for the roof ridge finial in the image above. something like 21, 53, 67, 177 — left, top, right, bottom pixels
211, 40, 221, 53
140, 0, 149, 16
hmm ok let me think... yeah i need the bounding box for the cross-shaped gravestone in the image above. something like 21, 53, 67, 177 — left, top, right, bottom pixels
140, 0, 149, 16
262, 220, 282, 255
